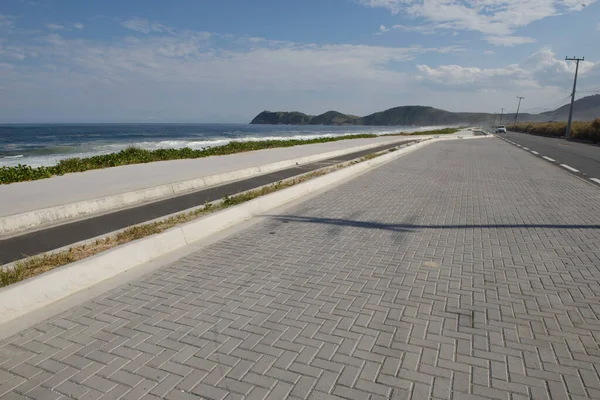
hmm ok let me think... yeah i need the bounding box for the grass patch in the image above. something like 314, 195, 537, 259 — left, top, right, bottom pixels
0, 129, 458, 184
399, 127, 460, 136
0, 143, 399, 288
508, 119, 600, 142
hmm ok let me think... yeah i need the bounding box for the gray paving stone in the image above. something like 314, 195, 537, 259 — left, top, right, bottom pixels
2, 138, 600, 399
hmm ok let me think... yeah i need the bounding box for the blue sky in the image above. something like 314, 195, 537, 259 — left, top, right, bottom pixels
0, 0, 598, 122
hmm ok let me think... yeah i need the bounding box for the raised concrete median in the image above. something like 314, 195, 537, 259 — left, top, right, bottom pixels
0, 136, 429, 237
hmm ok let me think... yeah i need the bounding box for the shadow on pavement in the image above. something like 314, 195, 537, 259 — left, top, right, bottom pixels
267, 215, 600, 231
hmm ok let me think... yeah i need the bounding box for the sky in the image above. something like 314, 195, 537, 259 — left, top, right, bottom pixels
0, 0, 599, 123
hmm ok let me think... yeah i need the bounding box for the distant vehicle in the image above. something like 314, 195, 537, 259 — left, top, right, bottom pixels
495, 125, 507, 133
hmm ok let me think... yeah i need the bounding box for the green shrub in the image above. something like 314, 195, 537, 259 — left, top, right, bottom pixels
0, 129, 457, 185
508, 119, 600, 142
0, 264, 25, 287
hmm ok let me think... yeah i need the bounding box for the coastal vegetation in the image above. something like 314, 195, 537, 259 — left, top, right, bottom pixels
508, 118, 600, 142
0, 128, 458, 184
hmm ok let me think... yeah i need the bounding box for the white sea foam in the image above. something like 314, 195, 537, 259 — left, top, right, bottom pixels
0, 125, 450, 168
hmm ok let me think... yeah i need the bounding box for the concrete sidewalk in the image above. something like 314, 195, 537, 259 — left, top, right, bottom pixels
3, 137, 599, 399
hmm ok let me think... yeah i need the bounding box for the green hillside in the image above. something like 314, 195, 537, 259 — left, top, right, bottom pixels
250, 111, 312, 125
249, 95, 600, 126
358, 106, 490, 126
250, 110, 359, 125
310, 111, 360, 125
540, 94, 600, 121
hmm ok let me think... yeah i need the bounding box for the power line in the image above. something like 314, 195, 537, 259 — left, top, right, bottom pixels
575, 92, 598, 100
575, 84, 600, 93
530, 94, 573, 114
576, 88, 600, 94
565, 56, 584, 138
517, 93, 573, 116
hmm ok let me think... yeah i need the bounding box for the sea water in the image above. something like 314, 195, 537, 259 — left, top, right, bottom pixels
0, 123, 447, 167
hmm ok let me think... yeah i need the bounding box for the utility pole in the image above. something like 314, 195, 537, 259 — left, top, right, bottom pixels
514, 97, 524, 125
565, 56, 584, 138
500, 108, 504, 124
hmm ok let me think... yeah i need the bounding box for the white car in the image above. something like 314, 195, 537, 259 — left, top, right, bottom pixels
495, 125, 507, 133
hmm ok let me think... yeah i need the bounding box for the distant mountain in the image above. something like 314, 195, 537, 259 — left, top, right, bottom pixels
250, 95, 600, 126
358, 106, 493, 126
540, 94, 600, 121
309, 111, 360, 125
250, 111, 312, 125
250, 110, 359, 125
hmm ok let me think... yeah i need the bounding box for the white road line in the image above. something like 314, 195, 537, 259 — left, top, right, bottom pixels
590, 178, 600, 184
516, 144, 522, 147
542, 156, 556, 162
560, 164, 579, 173
531, 151, 539, 155
523, 147, 530, 150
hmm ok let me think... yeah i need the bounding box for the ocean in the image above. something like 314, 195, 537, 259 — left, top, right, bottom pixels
0, 123, 446, 167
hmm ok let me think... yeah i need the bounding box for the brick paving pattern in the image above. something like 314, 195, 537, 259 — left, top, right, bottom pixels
2, 138, 600, 400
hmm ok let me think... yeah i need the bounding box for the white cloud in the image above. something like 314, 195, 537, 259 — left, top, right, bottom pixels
484, 35, 536, 46
417, 63, 527, 86
561, 0, 592, 10
416, 48, 599, 90
379, 24, 389, 33
46, 23, 66, 31
484, 50, 495, 55
121, 17, 172, 34
0, 40, 38, 60
357, 0, 403, 14
361, 1, 594, 45
1, 17, 596, 121
46, 23, 85, 31
0, 26, 461, 92
0, 48, 26, 60
392, 24, 436, 34
0, 14, 16, 30
0, 20, 471, 120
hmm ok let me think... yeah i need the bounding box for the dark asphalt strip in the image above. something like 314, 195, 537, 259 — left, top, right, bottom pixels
0, 139, 417, 264
495, 133, 600, 187
499, 132, 600, 180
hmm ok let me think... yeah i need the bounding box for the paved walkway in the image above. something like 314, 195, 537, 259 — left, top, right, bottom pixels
2, 138, 600, 400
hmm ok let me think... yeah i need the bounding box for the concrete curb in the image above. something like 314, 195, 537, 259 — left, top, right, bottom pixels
0, 137, 415, 237
0, 138, 446, 324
